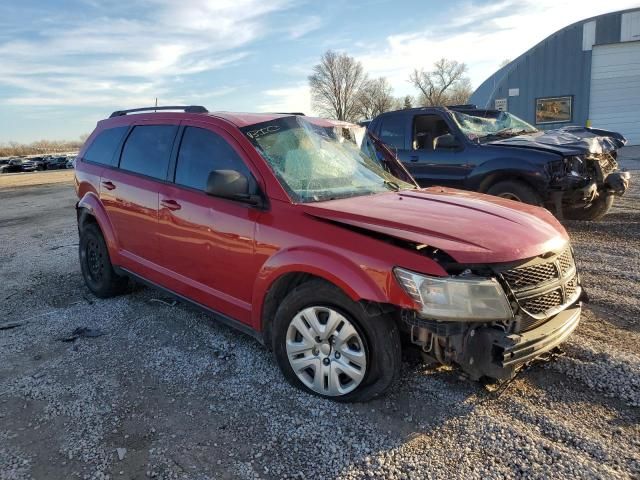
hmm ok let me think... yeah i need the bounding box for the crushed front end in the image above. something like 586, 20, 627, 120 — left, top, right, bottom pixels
547, 150, 630, 217
397, 246, 583, 380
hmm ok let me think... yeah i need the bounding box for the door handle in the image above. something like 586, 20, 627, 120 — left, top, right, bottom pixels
101, 181, 116, 190
161, 199, 182, 211
410, 155, 419, 162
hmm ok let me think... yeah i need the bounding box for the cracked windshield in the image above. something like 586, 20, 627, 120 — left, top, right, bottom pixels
452, 110, 538, 142
242, 116, 414, 202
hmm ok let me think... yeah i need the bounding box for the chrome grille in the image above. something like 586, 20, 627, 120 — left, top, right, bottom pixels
499, 248, 580, 327
521, 289, 562, 315
502, 262, 557, 290
557, 249, 573, 276
565, 275, 578, 298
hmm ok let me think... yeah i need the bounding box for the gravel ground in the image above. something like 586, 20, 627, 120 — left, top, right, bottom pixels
1, 156, 639, 480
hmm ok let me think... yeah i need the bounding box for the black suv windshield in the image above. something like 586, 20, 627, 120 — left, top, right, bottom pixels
241, 116, 415, 203
452, 111, 537, 142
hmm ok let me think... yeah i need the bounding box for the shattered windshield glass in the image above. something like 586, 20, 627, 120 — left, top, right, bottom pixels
241, 116, 415, 203
452, 111, 538, 142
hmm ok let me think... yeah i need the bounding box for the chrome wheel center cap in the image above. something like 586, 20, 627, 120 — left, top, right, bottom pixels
319, 342, 332, 356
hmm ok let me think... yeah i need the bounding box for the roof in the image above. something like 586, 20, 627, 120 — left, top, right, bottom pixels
101, 108, 359, 129
208, 111, 297, 127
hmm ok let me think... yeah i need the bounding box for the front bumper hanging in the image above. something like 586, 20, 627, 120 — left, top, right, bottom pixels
458, 306, 581, 380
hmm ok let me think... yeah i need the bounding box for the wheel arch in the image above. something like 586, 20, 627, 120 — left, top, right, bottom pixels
465, 156, 550, 195
477, 171, 543, 194
76, 192, 119, 260
252, 248, 393, 346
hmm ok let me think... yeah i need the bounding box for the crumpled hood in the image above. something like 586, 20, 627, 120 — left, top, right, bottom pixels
302, 188, 569, 264
488, 126, 627, 156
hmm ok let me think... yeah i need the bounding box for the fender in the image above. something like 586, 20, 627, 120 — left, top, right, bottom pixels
250, 246, 400, 330
465, 157, 551, 193
76, 192, 121, 263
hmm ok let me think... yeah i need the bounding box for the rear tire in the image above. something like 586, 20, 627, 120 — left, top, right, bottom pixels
272, 280, 401, 402
79, 222, 127, 298
487, 180, 542, 205
563, 194, 614, 221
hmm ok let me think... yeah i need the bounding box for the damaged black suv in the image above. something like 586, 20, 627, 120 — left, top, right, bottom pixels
368, 106, 630, 220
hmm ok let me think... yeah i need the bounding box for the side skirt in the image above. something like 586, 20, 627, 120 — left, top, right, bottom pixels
114, 266, 264, 344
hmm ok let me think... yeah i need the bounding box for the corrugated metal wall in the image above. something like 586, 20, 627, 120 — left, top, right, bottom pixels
469, 9, 637, 130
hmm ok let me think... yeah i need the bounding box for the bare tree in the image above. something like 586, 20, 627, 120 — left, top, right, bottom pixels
355, 77, 397, 120
446, 77, 473, 106
309, 50, 368, 122
0, 138, 84, 157
402, 95, 413, 109
409, 58, 470, 107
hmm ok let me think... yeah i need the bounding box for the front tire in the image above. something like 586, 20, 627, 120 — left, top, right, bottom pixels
272, 280, 401, 402
487, 180, 542, 205
79, 222, 127, 298
563, 194, 614, 221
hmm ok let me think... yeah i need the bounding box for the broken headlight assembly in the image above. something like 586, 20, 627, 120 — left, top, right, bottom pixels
394, 268, 513, 322
563, 155, 587, 177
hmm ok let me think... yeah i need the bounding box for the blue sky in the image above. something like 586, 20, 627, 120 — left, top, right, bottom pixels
0, 0, 637, 142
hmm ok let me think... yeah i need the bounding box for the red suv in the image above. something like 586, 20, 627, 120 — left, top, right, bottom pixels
75, 105, 583, 401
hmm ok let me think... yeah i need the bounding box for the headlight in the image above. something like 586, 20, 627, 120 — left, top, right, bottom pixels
563, 156, 586, 176
394, 268, 513, 322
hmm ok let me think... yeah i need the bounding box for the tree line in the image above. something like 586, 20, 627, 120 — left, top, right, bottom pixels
309, 50, 472, 122
0, 135, 88, 157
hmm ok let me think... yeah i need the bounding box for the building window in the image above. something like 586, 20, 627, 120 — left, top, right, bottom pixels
535, 96, 572, 124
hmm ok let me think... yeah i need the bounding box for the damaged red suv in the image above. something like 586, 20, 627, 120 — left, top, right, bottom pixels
75, 106, 583, 401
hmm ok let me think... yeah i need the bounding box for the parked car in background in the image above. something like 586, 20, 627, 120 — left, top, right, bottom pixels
28, 156, 46, 170
20, 158, 38, 172
367, 106, 630, 220
66, 156, 76, 169
0, 158, 25, 174
75, 105, 583, 401
46, 156, 69, 170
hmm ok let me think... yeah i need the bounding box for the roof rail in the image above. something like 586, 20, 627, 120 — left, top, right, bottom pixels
447, 104, 478, 110
274, 112, 306, 116
109, 105, 209, 118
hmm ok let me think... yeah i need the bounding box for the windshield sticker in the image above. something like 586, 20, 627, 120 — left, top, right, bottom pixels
246, 125, 280, 139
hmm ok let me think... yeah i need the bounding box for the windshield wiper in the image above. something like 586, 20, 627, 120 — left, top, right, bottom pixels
383, 180, 401, 191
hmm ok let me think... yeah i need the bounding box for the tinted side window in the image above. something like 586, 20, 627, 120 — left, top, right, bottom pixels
379, 115, 406, 149
175, 127, 251, 191
120, 125, 177, 179
83, 127, 128, 166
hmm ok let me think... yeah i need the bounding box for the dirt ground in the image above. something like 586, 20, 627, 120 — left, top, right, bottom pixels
1, 159, 639, 480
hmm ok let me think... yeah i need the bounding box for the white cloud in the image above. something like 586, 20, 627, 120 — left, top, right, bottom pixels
0, 0, 290, 107
258, 84, 313, 115
355, 0, 640, 95
287, 15, 323, 39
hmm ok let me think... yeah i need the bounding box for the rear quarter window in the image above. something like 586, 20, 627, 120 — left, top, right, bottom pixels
119, 125, 178, 180
83, 127, 128, 166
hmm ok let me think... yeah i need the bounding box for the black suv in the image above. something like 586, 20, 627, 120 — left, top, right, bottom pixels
368, 106, 630, 220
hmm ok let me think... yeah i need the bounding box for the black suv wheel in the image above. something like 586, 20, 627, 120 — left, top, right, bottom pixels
79, 222, 127, 298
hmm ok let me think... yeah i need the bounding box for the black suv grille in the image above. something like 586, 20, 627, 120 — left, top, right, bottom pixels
499, 248, 580, 329
593, 152, 618, 177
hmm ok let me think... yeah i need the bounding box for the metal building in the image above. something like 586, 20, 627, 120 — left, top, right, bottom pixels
470, 8, 640, 145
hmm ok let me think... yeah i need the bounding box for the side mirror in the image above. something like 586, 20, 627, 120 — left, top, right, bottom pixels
434, 133, 461, 150
205, 169, 262, 206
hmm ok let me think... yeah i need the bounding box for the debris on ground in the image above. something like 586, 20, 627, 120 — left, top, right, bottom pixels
0, 322, 24, 331
58, 326, 105, 342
